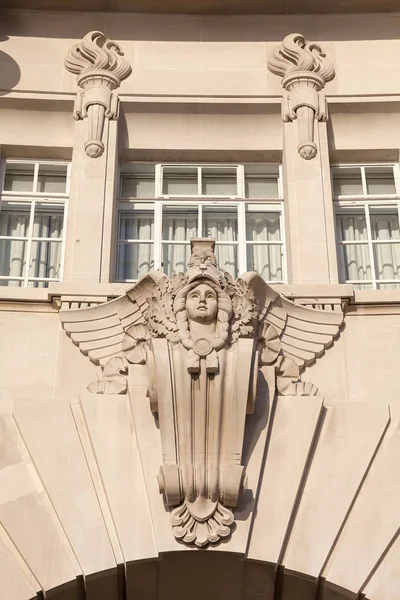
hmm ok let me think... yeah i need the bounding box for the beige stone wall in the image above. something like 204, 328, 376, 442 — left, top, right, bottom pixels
0, 10, 399, 600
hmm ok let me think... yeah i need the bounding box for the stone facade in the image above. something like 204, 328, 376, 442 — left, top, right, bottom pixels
0, 7, 399, 600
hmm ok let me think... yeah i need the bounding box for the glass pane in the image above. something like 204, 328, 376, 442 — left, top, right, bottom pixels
215, 244, 238, 279
37, 164, 68, 194
0, 205, 30, 237
245, 166, 280, 198
0, 239, 26, 277
201, 168, 237, 196
28, 280, 50, 288
162, 167, 198, 196
353, 282, 373, 290
337, 243, 372, 282
118, 210, 154, 241
4, 164, 35, 192
29, 240, 62, 279
247, 244, 283, 281
33, 205, 64, 239
373, 242, 400, 281
377, 282, 400, 289
116, 242, 154, 280
336, 213, 367, 242
246, 209, 281, 242
121, 177, 155, 198
0, 279, 23, 287
332, 167, 363, 196
369, 210, 399, 241
162, 206, 198, 241
162, 243, 191, 277
365, 167, 396, 195
202, 207, 238, 241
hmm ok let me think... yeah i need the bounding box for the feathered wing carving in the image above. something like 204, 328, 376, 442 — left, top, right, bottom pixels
59, 273, 166, 392
244, 273, 343, 395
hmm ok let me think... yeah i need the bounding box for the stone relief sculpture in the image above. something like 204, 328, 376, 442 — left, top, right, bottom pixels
60, 239, 343, 547
64, 31, 132, 158
267, 33, 335, 160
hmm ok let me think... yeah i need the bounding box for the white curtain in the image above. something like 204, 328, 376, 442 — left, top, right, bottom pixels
370, 213, 400, 285
337, 213, 400, 287
246, 212, 283, 281
203, 211, 237, 277
162, 211, 197, 277
0, 210, 62, 287
0, 212, 28, 284
118, 213, 154, 279
30, 213, 63, 283
337, 214, 371, 285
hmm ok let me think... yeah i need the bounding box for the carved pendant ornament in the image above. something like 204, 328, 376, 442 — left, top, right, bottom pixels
60, 239, 343, 547
268, 33, 335, 160
64, 31, 132, 158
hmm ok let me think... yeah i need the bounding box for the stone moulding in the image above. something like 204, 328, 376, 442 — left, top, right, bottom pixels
64, 30, 132, 158
59, 239, 343, 547
267, 33, 335, 160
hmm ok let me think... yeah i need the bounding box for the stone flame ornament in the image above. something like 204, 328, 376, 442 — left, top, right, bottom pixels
65, 31, 132, 158
268, 33, 335, 160
60, 239, 343, 547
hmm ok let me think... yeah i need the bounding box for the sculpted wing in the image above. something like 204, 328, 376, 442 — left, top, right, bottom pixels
244, 273, 343, 372
59, 272, 165, 367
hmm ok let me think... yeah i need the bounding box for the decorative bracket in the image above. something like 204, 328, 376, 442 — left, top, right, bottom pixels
268, 33, 335, 160
59, 240, 343, 547
65, 31, 132, 158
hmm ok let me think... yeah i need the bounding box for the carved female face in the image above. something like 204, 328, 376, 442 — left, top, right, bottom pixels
186, 284, 218, 324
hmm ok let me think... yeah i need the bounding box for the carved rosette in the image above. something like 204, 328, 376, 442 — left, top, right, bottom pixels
267, 33, 335, 160
59, 239, 343, 548
65, 31, 132, 158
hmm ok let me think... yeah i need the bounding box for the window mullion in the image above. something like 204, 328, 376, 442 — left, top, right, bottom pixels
155, 164, 162, 198
33, 162, 39, 194
280, 203, 287, 283
24, 200, 36, 287
154, 202, 162, 271
360, 166, 367, 197
238, 202, 246, 275
198, 167, 202, 196
365, 203, 377, 289
198, 204, 202, 238
237, 165, 244, 198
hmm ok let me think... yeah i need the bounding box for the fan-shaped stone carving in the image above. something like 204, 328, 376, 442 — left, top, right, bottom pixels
60, 238, 343, 547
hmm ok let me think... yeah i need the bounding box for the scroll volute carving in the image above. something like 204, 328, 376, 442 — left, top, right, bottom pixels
268, 33, 335, 160
60, 239, 343, 547
65, 31, 132, 158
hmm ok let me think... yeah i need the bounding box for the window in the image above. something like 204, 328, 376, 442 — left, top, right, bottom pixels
332, 164, 400, 289
116, 163, 285, 282
0, 160, 69, 288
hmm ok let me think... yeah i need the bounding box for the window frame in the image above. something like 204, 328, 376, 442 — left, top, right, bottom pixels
116, 163, 285, 283
0, 159, 70, 288
332, 163, 400, 290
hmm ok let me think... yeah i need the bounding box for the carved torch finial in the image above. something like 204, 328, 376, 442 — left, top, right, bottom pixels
65, 31, 132, 158
268, 33, 335, 160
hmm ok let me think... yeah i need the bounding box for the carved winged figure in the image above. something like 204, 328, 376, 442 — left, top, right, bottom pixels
60, 239, 343, 547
